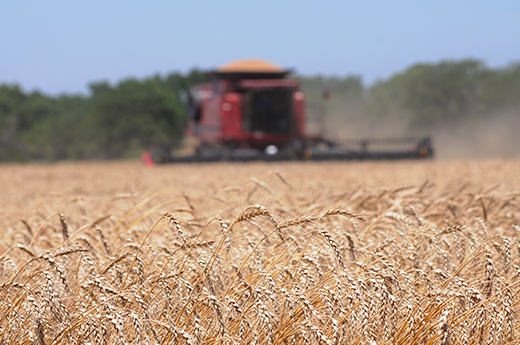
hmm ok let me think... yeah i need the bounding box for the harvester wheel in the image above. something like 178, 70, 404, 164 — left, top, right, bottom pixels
286, 140, 307, 159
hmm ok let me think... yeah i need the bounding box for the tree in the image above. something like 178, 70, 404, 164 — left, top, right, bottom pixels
0, 84, 28, 160
88, 78, 186, 159
369, 59, 491, 127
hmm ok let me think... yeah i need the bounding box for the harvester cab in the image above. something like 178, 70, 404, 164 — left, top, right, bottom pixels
185, 59, 308, 154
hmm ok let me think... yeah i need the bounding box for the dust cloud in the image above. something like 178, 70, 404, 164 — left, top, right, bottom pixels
426, 110, 520, 159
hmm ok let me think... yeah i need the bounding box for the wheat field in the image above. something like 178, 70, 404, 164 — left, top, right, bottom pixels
1, 160, 520, 344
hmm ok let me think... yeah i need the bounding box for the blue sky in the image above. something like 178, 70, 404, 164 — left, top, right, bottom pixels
1, 1, 519, 95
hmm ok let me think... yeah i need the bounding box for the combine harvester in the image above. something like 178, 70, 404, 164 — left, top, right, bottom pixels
149, 59, 433, 163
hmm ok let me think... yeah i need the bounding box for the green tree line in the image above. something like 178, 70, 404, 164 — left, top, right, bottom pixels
301, 59, 520, 135
1, 59, 519, 161
0, 70, 209, 161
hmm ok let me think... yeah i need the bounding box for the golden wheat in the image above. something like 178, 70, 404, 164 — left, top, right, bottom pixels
0, 160, 520, 344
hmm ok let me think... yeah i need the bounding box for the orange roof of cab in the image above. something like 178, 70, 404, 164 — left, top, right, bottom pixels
217, 59, 285, 73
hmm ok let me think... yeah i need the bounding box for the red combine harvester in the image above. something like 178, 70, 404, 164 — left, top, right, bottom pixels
152, 59, 433, 163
